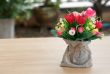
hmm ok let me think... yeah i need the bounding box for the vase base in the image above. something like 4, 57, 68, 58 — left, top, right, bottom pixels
60, 61, 92, 68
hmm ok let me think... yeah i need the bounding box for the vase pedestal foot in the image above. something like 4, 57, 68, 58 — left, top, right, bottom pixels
60, 59, 92, 68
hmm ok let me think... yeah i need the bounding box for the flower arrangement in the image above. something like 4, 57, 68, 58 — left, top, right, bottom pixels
55, 8, 104, 41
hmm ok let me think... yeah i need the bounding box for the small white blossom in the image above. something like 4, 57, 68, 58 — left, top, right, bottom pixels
91, 17, 96, 23
69, 30, 75, 36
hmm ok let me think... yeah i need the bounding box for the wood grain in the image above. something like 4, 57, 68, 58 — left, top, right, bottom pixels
0, 37, 109, 74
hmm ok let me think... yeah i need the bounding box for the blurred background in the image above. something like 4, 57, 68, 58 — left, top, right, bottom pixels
0, 0, 110, 38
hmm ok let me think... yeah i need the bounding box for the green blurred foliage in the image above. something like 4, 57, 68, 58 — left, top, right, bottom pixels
0, 0, 33, 18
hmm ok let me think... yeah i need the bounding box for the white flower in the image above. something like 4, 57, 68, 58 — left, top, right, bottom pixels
59, 18, 63, 22
69, 29, 75, 36
91, 17, 96, 23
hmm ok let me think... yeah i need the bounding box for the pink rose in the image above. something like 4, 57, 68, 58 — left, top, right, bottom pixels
78, 27, 84, 33
57, 31, 62, 36
85, 8, 96, 18
81, 11, 86, 16
95, 20, 103, 29
96, 32, 104, 37
73, 11, 79, 18
96, 32, 102, 37
64, 13, 75, 24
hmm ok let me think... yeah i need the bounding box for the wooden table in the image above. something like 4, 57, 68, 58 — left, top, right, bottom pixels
0, 36, 109, 74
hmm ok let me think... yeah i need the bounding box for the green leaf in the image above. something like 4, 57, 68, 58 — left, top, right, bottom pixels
62, 18, 69, 29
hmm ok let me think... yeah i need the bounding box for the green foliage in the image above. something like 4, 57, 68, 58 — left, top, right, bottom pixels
62, 19, 69, 29
0, 0, 31, 18
16, 9, 32, 20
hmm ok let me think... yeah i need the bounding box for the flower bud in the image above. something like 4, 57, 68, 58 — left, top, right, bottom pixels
78, 27, 84, 33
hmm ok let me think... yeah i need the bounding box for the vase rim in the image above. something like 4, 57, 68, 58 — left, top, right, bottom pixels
63, 39, 91, 42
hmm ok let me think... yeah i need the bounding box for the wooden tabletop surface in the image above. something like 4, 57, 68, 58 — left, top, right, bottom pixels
0, 36, 109, 74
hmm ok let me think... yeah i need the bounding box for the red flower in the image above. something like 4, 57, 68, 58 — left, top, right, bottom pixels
76, 15, 86, 25
78, 27, 84, 33
81, 11, 88, 19
57, 31, 62, 36
95, 20, 103, 29
64, 13, 75, 24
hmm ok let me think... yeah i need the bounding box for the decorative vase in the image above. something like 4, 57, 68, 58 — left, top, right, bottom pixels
60, 39, 92, 68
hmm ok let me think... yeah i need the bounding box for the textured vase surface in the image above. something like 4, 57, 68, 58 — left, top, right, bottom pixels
61, 39, 92, 68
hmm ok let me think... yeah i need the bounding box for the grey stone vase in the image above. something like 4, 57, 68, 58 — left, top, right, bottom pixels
61, 39, 92, 68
